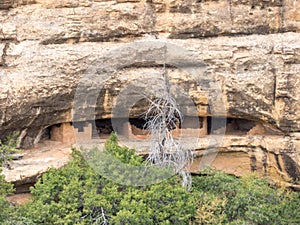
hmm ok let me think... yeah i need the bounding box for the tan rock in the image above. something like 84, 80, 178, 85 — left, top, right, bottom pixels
190, 135, 300, 186
50, 122, 75, 144
247, 123, 266, 135
1, 141, 72, 186
0, 33, 299, 147
3, 134, 299, 189
6, 193, 32, 206
0, 0, 299, 187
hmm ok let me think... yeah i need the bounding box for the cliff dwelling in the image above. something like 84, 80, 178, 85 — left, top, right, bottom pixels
38, 115, 282, 146
0, 0, 299, 218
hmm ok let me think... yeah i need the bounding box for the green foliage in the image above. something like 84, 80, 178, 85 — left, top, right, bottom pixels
191, 168, 300, 225
103, 132, 144, 166
19, 149, 105, 225
193, 192, 227, 224
0, 132, 19, 167
85, 132, 173, 186
2, 133, 299, 225
19, 133, 194, 224
0, 133, 21, 224
0, 171, 15, 223
109, 178, 194, 225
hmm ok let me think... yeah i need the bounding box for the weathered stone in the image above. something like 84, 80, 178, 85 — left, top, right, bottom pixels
2, 33, 299, 146
6, 193, 32, 206
36, 0, 92, 8
0, 0, 298, 43
0, 43, 5, 66
2, 134, 299, 190
1, 141, 72, 187
0, 0, 299, 187
284, 0, 300, 32
189, 135, 300, 187
50, 122, 75, 144
0, 2, 152, 44
0, 0, 13, 9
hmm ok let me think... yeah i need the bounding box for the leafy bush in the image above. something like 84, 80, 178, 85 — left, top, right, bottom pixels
0, 172, 15, 224
0, 133, 21, 224
2, 133, 299, 225
193, 192, 227, 224
0, 132, 19, 167
19, 158, 300, 225
191, 168, 300, 225
85, 132, 173, 186
20, 133, 194, 224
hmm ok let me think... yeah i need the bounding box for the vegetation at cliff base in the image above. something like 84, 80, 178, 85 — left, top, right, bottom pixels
19, 133, 194, 225
191, 169, 300, 225
0, 132, 19, 168
0, 133, 18, 224
0, 133, 299, 224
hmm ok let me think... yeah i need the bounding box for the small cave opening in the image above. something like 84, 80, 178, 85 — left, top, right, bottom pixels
32, 125, 54, 145
177, 116, 207, 137
129, 118, 148, 130
207, 117, 226, 135
129, 118, 151, 136
94, 119, 114, 138
14, 182, 36, 194
39, 126, 51, 142
226, 118, 257, 135
181, 116, 204, 129
207, 117, 257, 135
128, 115, 185, 137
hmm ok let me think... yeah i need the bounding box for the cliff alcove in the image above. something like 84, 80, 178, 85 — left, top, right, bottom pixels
0, 0, 299, 192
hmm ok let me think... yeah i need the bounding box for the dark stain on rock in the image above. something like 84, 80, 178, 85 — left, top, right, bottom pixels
274, 154, 282, 172
262, 155, 268, 174
0, 0, 13, 9
250, 154, 257, 172
281, 153, 300, 183
0, 42, 9, 67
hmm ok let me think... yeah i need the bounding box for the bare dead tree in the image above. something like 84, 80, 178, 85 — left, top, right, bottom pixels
144, 63, 193, 190
79, 207, 109, 225
94, 208, 109, 225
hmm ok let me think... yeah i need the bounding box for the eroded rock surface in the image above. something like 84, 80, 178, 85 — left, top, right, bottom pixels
1, 141, 72, 191
0, 0, 299, 187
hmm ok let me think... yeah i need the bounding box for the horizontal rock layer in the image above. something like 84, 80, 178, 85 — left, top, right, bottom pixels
3, 134, 300, 190
0, 0, 299, 42
1, 33, 299, 145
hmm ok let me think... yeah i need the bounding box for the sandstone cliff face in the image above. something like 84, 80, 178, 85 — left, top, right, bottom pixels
0, 0, 299, 187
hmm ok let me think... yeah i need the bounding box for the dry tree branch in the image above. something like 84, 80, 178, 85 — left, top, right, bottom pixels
143, 60, 193, 190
